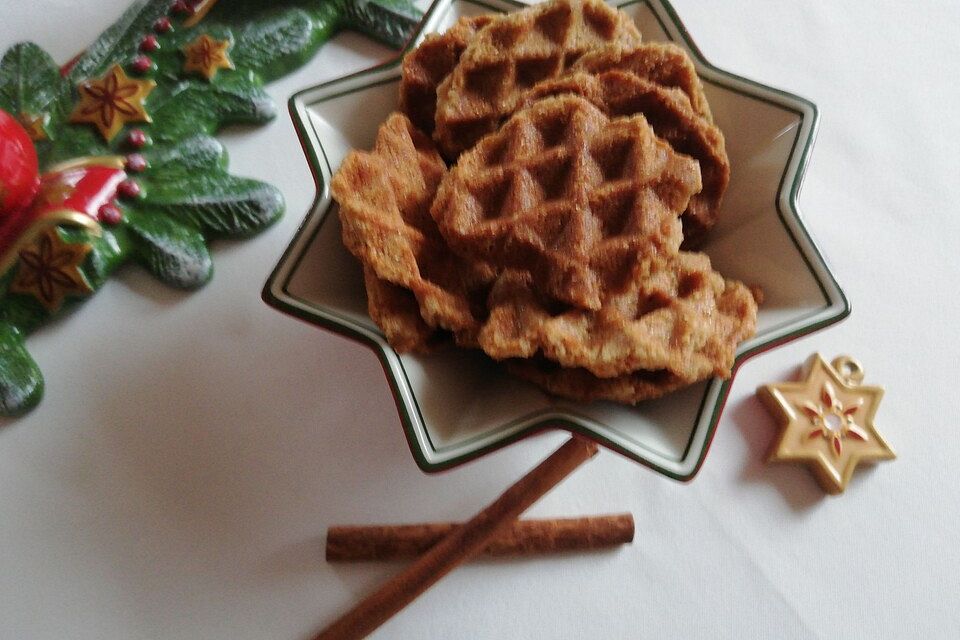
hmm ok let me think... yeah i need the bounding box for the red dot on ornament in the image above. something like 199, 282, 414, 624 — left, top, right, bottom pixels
131, 56, 153, 74
125, 154, 148, 173
118, 179, 142, 199
154, 17, 172, 33
98, 204, 123, 225
139, 35, 159, 53
127, 129, 149, 149
171, 0, 194, 15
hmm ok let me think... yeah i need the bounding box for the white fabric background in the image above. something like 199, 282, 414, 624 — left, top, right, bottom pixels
1, 1, 958, 638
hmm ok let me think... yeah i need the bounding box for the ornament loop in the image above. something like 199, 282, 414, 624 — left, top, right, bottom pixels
831, 356, 864, 385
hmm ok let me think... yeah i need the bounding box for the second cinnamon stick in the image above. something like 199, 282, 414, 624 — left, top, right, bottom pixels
326, 514, 634, 561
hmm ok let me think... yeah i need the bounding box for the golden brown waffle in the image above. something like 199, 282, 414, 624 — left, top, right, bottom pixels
522, 70, 728, 244
431, 94, 701, 311
433, 0, 642, 158
330, 113, 492, 349
506, 358, 690, 404
363, 268, 447, 352
477, 251, 757, 380
572, 42, 713, 122
399, 15, 494, 135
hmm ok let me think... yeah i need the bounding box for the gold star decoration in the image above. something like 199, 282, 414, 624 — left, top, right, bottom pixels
69, 64, 155, 142
9, 227, 93, 312
18, 112, 49, 141
182, 34, 234, 81
758, 354, 895, 494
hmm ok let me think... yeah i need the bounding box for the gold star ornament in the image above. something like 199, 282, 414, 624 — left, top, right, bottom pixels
757, 354, 895, 494
182, 34, 234, 81
69, 64, 155, 142
9, 227, 93, 312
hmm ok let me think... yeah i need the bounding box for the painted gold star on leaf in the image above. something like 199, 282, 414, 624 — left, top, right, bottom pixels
69, 64, 155, 142
182, 34, 234, 81
758, 354, 895, 494
9, 227, 93, 312
18, 112, 49, 141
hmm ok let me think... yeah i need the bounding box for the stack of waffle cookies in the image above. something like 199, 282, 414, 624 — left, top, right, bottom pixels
331, 0, 758, 405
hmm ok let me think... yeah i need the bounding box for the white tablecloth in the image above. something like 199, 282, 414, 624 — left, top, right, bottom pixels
2, 1, 957, 638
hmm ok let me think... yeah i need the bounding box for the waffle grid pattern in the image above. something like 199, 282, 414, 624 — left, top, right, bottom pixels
524, 69, 728, 243
432, 95, 701, 310
331, 113, 491, 348
433, 0, 642, 157
328, 0, 757, 404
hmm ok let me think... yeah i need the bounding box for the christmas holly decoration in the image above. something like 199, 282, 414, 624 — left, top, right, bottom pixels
0, 0, 420, 415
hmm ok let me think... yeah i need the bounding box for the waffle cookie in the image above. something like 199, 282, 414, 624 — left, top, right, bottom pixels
431, 94, 701, 311
523, 70, 728, 244
433, 0, 642, 158
572, 42, 713, 122
330, 113, 493, 348
362, 267, 445, 352
478, 251, 756, 379
399, 15, 494, 135
506, 358, 690, 404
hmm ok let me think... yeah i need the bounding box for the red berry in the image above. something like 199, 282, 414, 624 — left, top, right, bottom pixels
139, 35, 159, 53
125, 154, 148, 173
154, 17, 172, 33
127, 129, 149, 149
98, 204, 123, 225
117, 179, 142, 199
125, 153, 148, 173
131, 56, 153, 74
0, 109, 40, 214
171, 0, 193, 15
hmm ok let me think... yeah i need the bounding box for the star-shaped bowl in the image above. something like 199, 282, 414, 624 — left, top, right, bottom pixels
263, 0, 849, 480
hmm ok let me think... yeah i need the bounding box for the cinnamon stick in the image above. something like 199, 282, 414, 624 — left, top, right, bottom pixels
312, 436, 599, 640
326, 514, 634, 561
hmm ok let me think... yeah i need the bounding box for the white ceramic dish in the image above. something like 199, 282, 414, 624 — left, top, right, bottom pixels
263, 0, 849, 479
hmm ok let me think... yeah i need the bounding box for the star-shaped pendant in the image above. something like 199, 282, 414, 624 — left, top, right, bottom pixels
758, 354, 895, 494
182, 34, 234, 81
9, 227, 94, 313
69, 65, 155, 142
